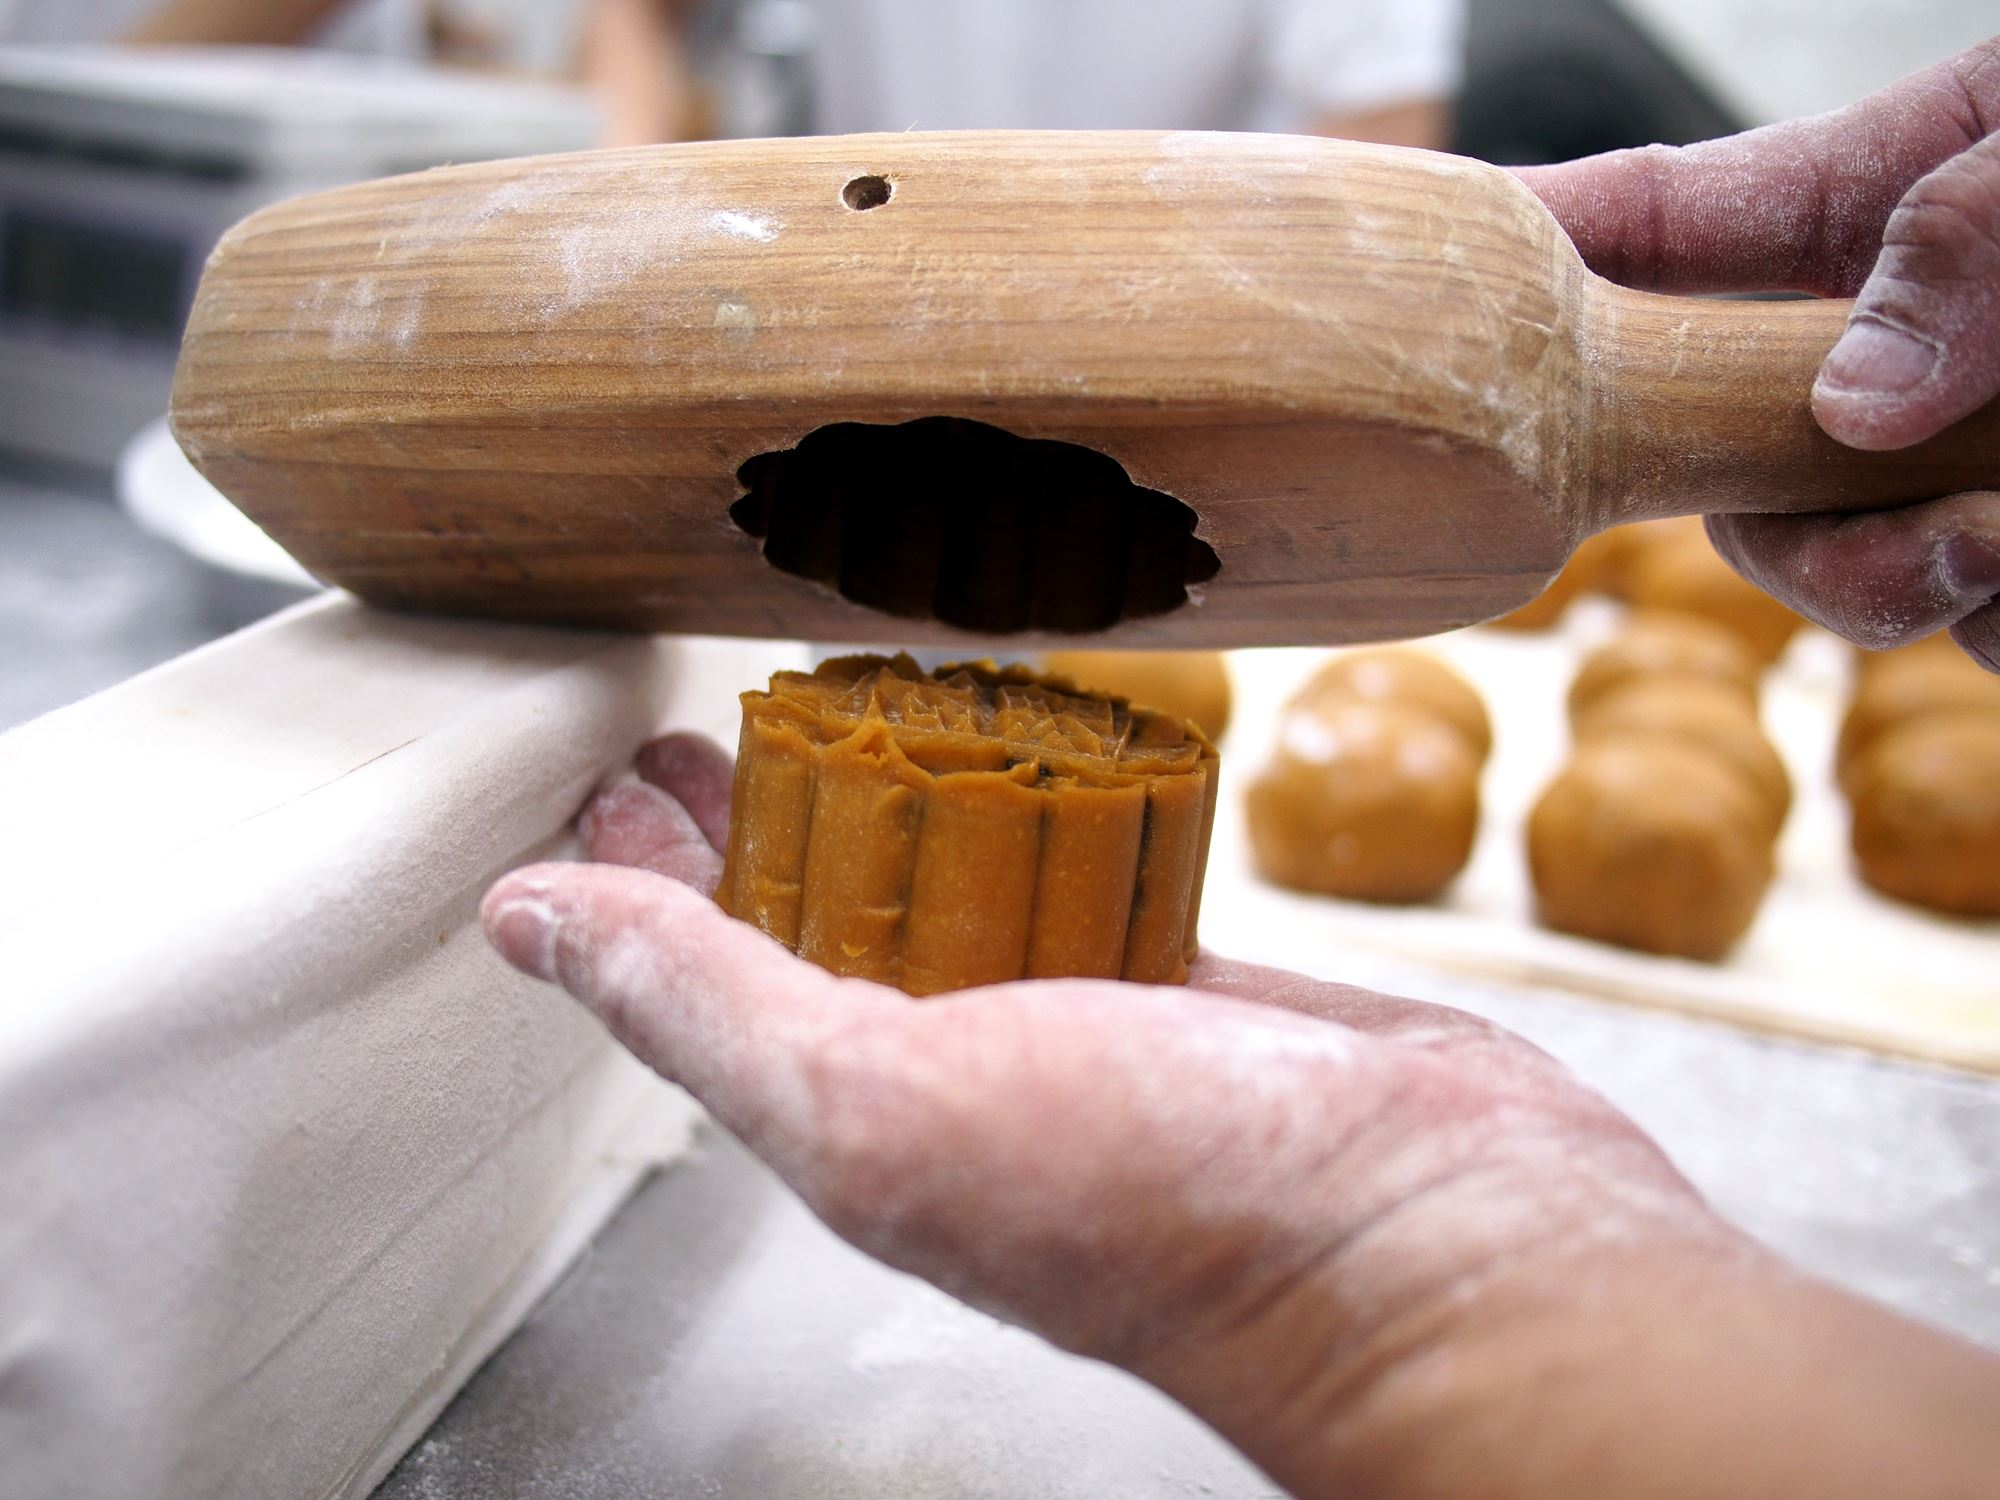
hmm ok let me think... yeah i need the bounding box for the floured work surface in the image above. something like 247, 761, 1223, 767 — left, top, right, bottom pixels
0, 596, 802, 1500
1208, 609, 2000, 1075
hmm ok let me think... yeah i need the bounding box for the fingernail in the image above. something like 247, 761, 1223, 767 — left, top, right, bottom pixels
1817, 319, 1938, 396
487, 895, 562, 980
1939, 531, 2000, 605
1952, 609, 2000, 674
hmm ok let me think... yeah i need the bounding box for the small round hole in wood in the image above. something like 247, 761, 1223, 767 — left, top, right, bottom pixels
730, 417, 1220, 634
842, 174, 893, 211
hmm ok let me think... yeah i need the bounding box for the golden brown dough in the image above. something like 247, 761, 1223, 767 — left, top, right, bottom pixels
1247, 697, 1481, 903
1294, 649, 1493, 761
1573, 678, 1792, 841
717, 654, 1219, 995
1040, 649, 1232, 741
1528, 736, 1775, 960
1597, 518, 1705, 601
1851, 630, 1967, 683
1836, 652, 2000, 793
1624, 533, 1803, 664
1488, 528, 1624, 630
1565, 527, 1623, 596
1487, 560, 1585, 631
1849, 717, 2000, 918
1568, 611, 1762, 721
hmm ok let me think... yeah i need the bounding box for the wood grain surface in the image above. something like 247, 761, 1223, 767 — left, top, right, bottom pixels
170, 131, 2000, 647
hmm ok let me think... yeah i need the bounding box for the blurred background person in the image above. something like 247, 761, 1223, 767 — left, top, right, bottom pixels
2, 0, 1463, 148
573, 0, 1463, 148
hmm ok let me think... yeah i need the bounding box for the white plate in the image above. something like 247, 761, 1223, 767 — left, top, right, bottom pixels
116, 415, 318, 589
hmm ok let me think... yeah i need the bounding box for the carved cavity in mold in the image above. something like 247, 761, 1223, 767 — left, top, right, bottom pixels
729, 416, 1220, 634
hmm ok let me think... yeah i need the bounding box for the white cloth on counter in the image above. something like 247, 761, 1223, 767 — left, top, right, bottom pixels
804, 0, 1464, 134
0, 595, 799, 1500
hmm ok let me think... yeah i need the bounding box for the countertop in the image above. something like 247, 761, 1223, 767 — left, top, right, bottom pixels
374, 959, 2000, 1500
0, 466, 308, 730
6, 468, 1996, 1499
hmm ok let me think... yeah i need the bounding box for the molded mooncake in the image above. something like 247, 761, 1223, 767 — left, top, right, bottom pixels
717, 654, 1220, 995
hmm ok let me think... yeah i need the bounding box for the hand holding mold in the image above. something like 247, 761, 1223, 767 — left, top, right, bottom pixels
1521, 36, 2000, 671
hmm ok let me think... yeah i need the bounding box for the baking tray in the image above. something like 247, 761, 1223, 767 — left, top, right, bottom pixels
1204, 604, 2000, 1075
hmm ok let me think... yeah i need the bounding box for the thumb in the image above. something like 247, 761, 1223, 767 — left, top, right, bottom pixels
1814, 129, 2000, 451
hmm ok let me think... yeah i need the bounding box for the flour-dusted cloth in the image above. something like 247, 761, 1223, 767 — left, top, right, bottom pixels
0, 595, 801, 1500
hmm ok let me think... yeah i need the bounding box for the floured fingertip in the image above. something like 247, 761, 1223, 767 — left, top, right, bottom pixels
583, 777, 723, 892
482, 886, 563, 980
636, 732, 736, 850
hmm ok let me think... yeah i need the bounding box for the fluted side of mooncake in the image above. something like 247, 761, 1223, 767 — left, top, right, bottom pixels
717, 654, 1219, 995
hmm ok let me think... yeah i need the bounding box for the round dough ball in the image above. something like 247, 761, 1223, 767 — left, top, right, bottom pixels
1573, 678, 1791, 842
1597, 517, 1705, 601
1247, 698, 1481, 903
1041, 649, 1232, 741
1564, 527, 1625, 596
1294, 649, 1492, 761
1849, 716, 2000, 917
1624, 535, 1803, 663
1836, 654, 2000, 794
1488, 555, 1586, 631
1568, 611, 1762, 722
1852, 630, 1967, 684
1528, 736, 1774, 960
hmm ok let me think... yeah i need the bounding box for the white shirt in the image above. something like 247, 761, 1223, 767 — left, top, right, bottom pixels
801, 0, 1464, 134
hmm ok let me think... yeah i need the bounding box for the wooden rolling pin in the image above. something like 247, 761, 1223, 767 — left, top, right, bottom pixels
170, 131, 2000, 646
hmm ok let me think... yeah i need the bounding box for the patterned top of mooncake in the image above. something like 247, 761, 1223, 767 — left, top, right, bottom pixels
752, 653, 1210, 781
